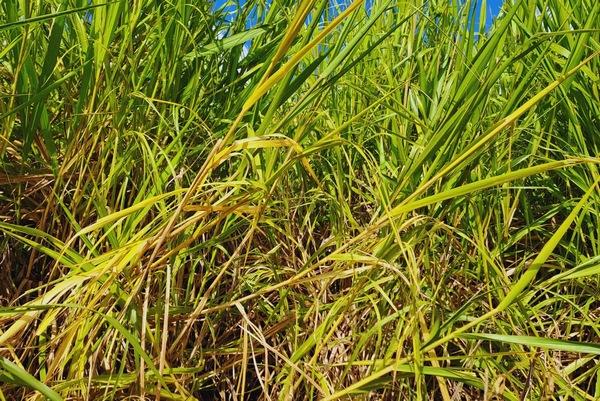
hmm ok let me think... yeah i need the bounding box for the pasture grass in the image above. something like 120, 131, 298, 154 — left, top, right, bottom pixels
1, 0, 599, 399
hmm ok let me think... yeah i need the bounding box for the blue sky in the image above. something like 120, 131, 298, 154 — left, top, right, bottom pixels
212, 1, 505, 14
213, 0, 505, 28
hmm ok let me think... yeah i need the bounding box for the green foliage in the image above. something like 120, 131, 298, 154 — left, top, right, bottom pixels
0, 0, 599, 399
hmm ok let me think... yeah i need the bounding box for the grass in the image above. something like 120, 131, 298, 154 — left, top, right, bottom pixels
0, 0, 599, 399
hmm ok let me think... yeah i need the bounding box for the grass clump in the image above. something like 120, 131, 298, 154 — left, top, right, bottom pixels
1, 0, 600, 399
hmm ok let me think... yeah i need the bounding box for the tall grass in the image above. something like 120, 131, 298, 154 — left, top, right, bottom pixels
1, 0, 599, 399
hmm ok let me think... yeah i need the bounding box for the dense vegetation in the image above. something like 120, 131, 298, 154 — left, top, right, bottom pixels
1, 0, 599, 399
